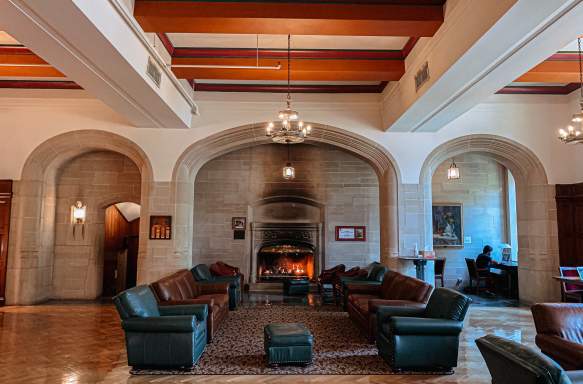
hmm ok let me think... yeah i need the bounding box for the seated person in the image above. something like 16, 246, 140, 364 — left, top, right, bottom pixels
476, 245, 498, 272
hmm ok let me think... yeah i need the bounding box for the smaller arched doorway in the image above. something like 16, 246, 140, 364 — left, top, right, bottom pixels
102, 202, 141, 297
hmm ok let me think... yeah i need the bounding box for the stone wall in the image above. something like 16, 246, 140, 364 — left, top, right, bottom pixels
52, 151, 141, 299
193, 143, 380, 279
432, 153, 508, 288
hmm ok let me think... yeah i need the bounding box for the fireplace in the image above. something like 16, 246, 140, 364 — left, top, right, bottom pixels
250, 223, 322, 284
257, 243, 315, 281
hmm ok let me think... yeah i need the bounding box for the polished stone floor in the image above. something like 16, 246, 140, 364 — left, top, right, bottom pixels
0, 294, 536, 383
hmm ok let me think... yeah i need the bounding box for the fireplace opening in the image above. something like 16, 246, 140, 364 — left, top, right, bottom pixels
257, 243, 315, 282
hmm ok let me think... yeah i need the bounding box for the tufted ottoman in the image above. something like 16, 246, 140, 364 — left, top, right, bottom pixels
283, 278, 310, 296
264, 323, 314, 366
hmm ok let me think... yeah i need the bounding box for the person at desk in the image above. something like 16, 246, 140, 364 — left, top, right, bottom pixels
476, 245, 498, 271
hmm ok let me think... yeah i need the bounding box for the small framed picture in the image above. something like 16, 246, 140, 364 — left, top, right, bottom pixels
149, 215, 172, 240
232, 217, 246, 230
335, 226, 366, 242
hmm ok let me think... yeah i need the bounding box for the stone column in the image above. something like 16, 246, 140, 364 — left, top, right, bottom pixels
379, 171, 399, 270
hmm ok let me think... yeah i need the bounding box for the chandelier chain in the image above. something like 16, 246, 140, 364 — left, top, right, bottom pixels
579, 37, 582, 99
287, 34, 291, 105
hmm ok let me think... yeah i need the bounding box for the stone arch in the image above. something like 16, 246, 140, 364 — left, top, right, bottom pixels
171, 122, 401, 278
7, 130, 153, 304
419, 134, 558, 303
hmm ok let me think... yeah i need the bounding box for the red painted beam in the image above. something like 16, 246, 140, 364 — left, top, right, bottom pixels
134, 0, 445, 36
0, 80, 82, 89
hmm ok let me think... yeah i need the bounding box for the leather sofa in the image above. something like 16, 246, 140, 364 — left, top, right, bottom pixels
210, 261, 245, 288
317, 264, 345, 291
476, 334, 583, 384
151, 269, 230, 342
376, 288, 471, 372
192, 264, 241, 310
347, 270, 433, 341
531, 303, 583, 370
337, 262, 389, 308
113, 285, 208, 369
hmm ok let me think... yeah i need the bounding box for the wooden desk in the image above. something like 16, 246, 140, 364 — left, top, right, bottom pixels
491, 262, 519, 299
553, 276, 583, 287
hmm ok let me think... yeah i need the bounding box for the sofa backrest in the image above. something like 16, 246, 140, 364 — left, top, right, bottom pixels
380, 271, 433, 303
531, 303, 583, 345
151, 269, 200, 302
192, 264, 213, 281
113, 285, 160, 320
425, 288, 472, 321
476, 335, 572, 384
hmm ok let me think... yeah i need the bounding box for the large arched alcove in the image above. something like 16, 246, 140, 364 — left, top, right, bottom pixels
7, 130, 153, 304
171, 123, 402, 281
419, 134, 558, 303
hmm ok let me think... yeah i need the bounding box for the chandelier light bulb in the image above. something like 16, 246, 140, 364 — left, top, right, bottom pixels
306, 125, 312, 133
298, 121, 304, 128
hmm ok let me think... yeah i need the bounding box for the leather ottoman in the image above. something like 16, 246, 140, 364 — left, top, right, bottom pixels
264, 323, 314, 366
283, 279, 310, 296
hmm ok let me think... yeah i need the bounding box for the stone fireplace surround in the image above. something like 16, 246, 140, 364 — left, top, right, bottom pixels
250, 223, 322, 284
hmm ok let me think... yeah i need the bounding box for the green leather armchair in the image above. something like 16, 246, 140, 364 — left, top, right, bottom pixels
476, 334, 583, 384
191, 264, 241, 310
339, 262, 388, 308
113, 285, 208, 369
376, 288, 471, 372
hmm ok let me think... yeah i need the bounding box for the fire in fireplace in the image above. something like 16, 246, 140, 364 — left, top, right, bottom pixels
257, 243, 315, 281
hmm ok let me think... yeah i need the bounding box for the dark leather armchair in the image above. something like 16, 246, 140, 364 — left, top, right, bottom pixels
113, 285, 208, 369
151, 269, 229, 342
347, 270, 433, 342
531, 303, 583, 370
210, 261, 245, 288
376, 288, 471, 372
476, 334, 583, 384
192, 264, 241, 310
338, 262, 388, 308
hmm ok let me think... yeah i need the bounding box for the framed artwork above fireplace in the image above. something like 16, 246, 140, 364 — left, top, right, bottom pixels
335, 226, 366, 241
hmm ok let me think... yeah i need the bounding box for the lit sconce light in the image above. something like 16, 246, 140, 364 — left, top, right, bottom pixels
71, 200, 86, 239
447, 159, 461, 180
283, 163, 295, 180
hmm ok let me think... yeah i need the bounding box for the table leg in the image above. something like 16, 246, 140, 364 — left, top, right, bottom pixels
413, 259, 427, 281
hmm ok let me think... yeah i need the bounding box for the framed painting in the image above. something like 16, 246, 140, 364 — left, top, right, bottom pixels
432, 203, 463, 248
149, 215, 172, 240
335, 226, 366, 242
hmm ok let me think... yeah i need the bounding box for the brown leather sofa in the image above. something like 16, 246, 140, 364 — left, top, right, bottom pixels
346, 270, 433, 342
151, 269, 230, 342
531, 303, 583, 370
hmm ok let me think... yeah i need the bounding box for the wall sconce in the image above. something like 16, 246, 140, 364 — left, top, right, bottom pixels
71, 201, 86, 239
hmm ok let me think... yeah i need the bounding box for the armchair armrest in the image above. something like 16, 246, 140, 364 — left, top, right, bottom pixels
377, 305, 426, 332
122, 316, 198, 333
197, 282, 230, 295
389, 317, 464, 336
159, 304, 208, 321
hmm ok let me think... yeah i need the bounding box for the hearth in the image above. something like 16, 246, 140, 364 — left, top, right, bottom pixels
250, 222, 322, 284
257, 243, 314, 281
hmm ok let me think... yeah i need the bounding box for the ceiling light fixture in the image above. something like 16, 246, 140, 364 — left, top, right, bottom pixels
558, 37, 583, 144
266, 34, 311, 144
447, 159, 461, 180
283, 144, 295, 180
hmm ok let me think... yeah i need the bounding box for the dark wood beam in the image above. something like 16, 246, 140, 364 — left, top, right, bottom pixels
0, 80, 81, 89
134, 0, 444, 36
173, 47, 405, 60
171, 57, 404, 81
497, 83, 579, 95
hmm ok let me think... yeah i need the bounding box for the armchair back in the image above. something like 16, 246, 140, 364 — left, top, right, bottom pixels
113, 285, 160, 320
192, 264, 213, 281
531, 303, 583, 345
425, 288, 471, 321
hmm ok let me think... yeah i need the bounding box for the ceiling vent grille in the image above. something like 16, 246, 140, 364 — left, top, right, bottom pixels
146, 57, 162, 88
414, 62, 430, 92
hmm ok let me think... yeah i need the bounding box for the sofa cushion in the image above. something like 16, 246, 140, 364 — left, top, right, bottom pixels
151, 272, 184, 301
368, 299, 426, 313
386, 274, 432, 303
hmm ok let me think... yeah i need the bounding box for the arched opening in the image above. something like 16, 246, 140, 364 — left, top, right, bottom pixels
420, 135, 558, 303
172, 123, 401, 287
7, 131, 153, 304
102, 202, 141, 297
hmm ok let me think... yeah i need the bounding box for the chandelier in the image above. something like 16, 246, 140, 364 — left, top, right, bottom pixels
266, 35, 312, 144
558, 37, 583, 144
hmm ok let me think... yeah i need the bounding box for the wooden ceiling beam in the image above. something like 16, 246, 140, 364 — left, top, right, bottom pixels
134, 1, 444, 36
515, 60, 583, 83
0, 47, 64, 77
171, 57, 404, 81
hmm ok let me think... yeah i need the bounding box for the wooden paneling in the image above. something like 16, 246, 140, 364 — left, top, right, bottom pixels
102, 206, 140, 297
556, 183, 583, 267
0, 180, 12, 306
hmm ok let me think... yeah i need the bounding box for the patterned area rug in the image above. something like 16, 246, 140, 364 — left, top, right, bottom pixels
131, 304, 452, 375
